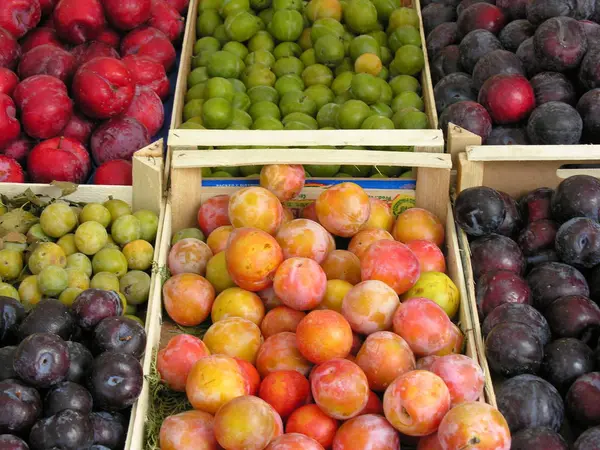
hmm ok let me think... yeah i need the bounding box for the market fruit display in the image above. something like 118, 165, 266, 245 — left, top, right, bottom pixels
455, 174, 600, 445
0, 193, 157, 449
0, 195, 159, 318
153, 163, 511, 450
0, 0, 186, 185
428, 0, 600, 145
180, 0, 431, 177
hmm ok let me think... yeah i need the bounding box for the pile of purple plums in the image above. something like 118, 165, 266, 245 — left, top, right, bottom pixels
425, 0, 600, 145
0, 289, 146, 450
454, 174, 600, 448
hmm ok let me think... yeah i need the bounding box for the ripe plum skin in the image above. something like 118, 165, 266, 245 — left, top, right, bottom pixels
470, 234, 525, 280
87, 351, 143, 411
579, 49, 600, 90
0, 435, 29, 450
427, 23, 459, 60
431, 45, 463, 84
457, 3, 507, 38
439, 100, 492, 141
575, 426, 600, 450
542, 338, 595, 393
0, 297, 25, 345
526, 262, 589, 311
433, 72, 477, 114
511, 427, 568, 450
496, 374, 564, 433
527, 0, 578, 25
551, 175, 600, 223
520, 187, 554, 223
0, 347, 17, 381
530, 72, 577, 106
66, 341, 93, 384
566, 372, 600, 427
527, 101, 583, 145
17, 298, 75, 341
459, 29, 503, 74
517, 219, 558, 256
545, 295, 600, 345
13, 332, 70, 388
0, 379, 42, 435
555, 217, 600, 268
90, 411, 126, 449
577, 88, 600, 144
496, 190, 522, 237
476, 269, 531, 318
485, 322, 543, 377
44, 381, 93, 417
422, 4, 457, 35
499, 19, 534, 50
482, 302, 552, 346
486, 126, 529, 145
516, 38, 542, 77
472, 49, 525, 90
534, 17, 588, 72
29, 409, 93, 450
454, 186, 506, 237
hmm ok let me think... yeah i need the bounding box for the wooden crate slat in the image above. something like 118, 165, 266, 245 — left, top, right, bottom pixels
171, 148, 451, 169
168, 129, 445, 149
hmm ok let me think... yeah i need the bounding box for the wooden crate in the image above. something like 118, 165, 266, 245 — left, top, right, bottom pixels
0, 141, 166, 450
446, 123, 600, 169
128, 148, 499, 450
455, 146, 600, 408
165, 0, 442, 178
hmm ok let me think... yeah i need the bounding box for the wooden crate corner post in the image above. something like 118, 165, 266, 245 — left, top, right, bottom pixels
447, 123, 482, 168
132, 140, 165, 214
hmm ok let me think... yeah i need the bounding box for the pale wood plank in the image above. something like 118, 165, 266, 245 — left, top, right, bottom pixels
457, 152, 484, 193
171, 148, 452, 169
168, 129, 445, 149
467, 144, 600, 161
447, 123, 482, 168
132, 140, 164, 214
415, 167, 450, 222
170, 167, 203, 233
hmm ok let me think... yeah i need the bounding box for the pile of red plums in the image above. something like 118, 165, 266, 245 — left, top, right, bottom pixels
0, 0, 186, 185
454, 174, 600, 448
426, 0, 600, 145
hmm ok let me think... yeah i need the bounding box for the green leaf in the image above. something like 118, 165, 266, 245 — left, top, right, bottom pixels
50, 181, 79, 197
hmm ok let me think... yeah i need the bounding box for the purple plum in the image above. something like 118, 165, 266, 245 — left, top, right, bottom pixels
470, 234, 525, 280
566, 372, 600, 426
577, 88, 600, 144
526, 102, 583, 145
530, 72, 577, 106
486, 126, 529, 145
454, 186, 506, 236
545, 295, 600, 345
459, 29, 504, 74
433, 72, 477, 114
551, 174, 600, 223
482, 302, 552, 346
496, 374, 564, 433
526, 262, 589, 310
439, 100, 492, 141
498, 19, 535, 51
